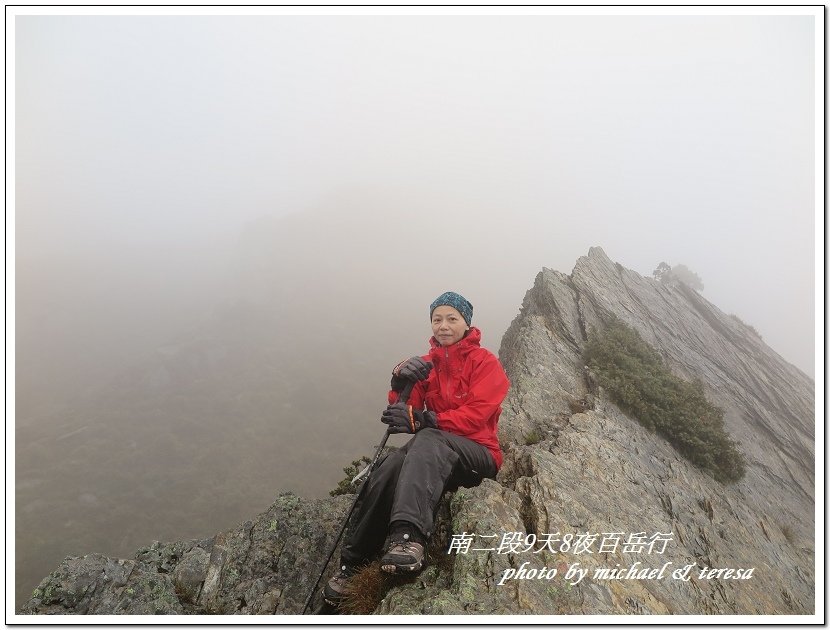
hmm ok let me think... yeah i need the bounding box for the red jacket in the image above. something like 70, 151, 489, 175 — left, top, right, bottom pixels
388, 327, 510, 469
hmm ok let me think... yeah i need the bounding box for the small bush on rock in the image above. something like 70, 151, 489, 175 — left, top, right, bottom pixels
330, 447, 401, 497
329, 456, 372, 497
584, 316, 746, 483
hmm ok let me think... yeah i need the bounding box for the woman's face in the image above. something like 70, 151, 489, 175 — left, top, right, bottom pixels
431, 306, 469, 347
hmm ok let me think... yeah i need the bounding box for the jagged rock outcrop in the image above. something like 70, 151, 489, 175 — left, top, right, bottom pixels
495, 247, 814, 614
22, 494, 353, 615
20, 247, 815, 616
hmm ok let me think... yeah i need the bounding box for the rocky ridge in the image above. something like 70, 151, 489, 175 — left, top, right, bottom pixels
20, 247, 815, 616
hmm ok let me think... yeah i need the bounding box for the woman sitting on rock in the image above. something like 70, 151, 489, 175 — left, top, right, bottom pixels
325, 291, 510, 606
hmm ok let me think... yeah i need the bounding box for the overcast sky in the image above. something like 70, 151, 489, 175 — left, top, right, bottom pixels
13, 9, 819, 378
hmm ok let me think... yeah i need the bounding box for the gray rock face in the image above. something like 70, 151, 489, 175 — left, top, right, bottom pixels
20, 248, 814, 616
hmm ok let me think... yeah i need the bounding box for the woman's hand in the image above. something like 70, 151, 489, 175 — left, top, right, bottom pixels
381, 403, 438, 434
393, 356, 433, 381
391, 356, 433, 392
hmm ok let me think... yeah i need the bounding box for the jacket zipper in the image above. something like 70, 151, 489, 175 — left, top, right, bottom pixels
442, 346, 451, 404
432, 336, 468, 405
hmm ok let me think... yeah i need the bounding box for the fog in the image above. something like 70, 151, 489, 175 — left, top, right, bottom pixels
11, 10, 818, 608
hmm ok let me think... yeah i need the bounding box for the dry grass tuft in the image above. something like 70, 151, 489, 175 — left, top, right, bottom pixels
337, 562, 394, 614
336, 498, 456, 614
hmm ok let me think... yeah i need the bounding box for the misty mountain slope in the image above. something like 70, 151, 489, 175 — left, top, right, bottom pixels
500, 247, 814, 519
14, 286, 402, 608
21, 247, 815, 615
15, 198, 526, 608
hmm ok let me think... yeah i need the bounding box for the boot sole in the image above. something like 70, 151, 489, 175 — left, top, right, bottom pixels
323, 597, 341, 607
323, 588, 346, 607
380, 559, 424, 574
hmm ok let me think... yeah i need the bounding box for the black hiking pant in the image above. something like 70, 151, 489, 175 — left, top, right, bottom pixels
340, 428, 497, 568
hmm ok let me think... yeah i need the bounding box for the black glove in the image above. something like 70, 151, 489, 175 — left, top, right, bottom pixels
381, 403, 438, 434
391, 356, 433, 391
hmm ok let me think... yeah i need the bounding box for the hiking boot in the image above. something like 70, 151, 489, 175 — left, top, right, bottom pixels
380, 533, 425, 574
323, 565, 356, 606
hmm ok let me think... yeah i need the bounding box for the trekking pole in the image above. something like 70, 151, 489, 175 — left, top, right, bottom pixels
301, 380, 415, 615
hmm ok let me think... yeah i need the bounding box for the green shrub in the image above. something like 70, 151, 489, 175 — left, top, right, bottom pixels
329, 447, 400, 496
330, 456, 372, 497
584, 316, 746, 483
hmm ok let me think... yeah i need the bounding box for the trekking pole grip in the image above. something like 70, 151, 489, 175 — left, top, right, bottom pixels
398, 380, 415, 405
